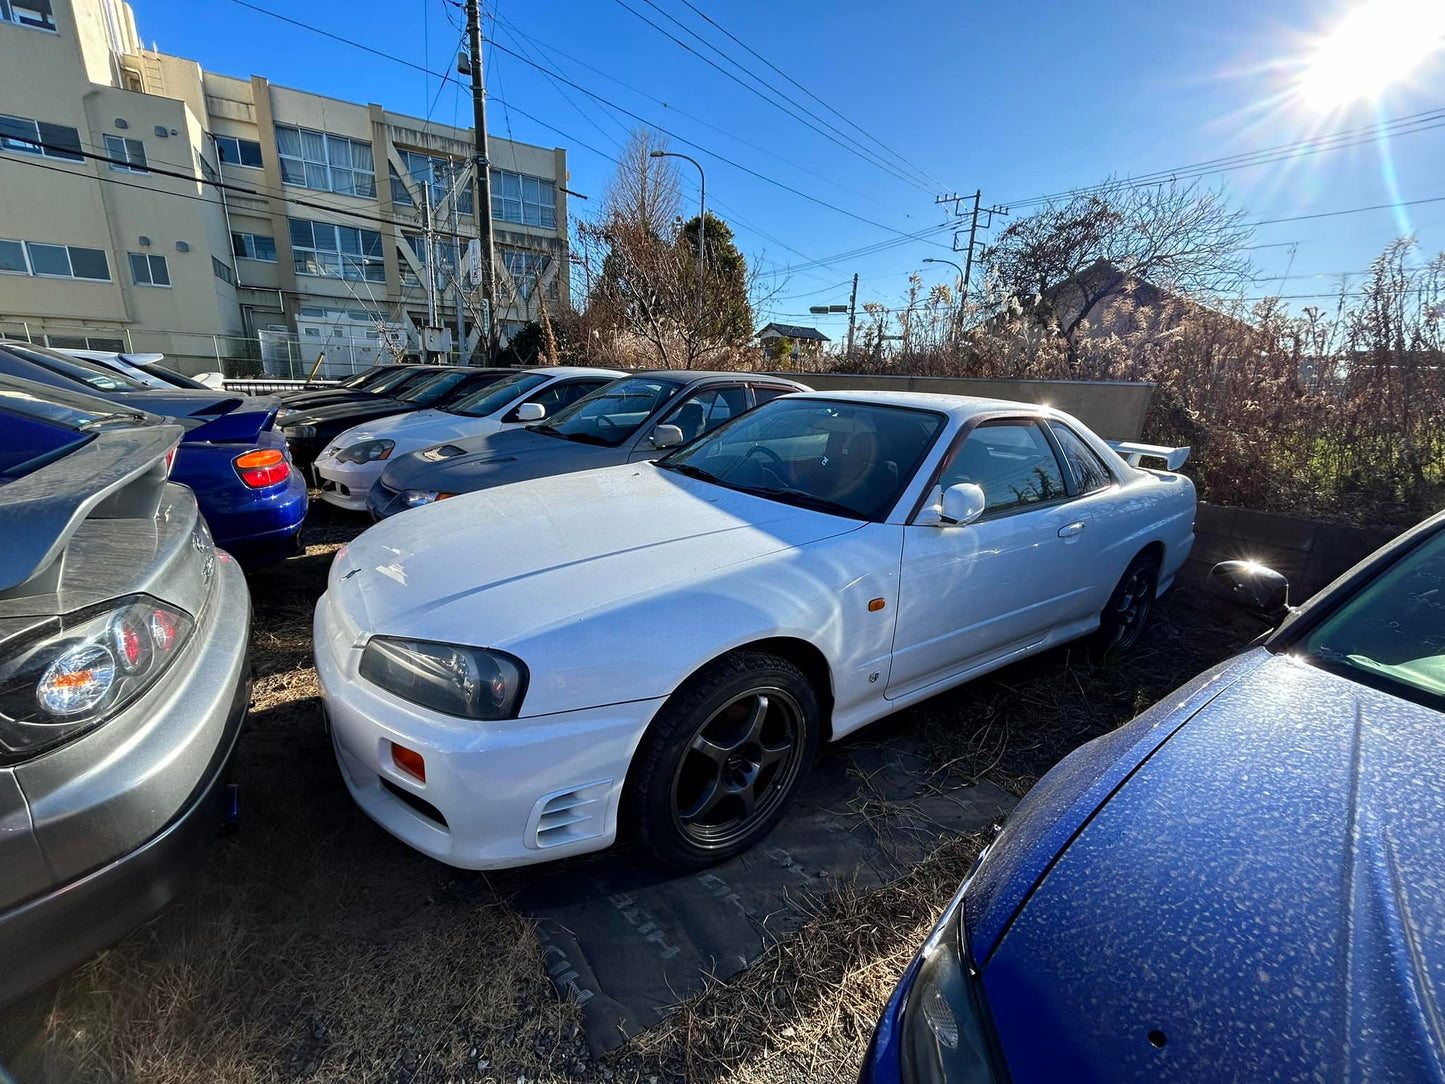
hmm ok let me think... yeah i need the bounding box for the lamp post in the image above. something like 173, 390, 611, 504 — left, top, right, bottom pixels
649, 150, 705, 323
922, 257, 966, 341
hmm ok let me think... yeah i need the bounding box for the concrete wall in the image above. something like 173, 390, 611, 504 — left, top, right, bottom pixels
1186, 502, 1399, 601
768, 372, 1155, 440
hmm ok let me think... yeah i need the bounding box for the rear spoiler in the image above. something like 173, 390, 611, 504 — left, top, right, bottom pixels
1108, 441, 1191, 471
0, 424, 182, 596
183, 395, 281, 443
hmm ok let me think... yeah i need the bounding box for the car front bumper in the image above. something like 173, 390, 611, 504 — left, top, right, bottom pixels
314, 589, 663, 869
314, 455, 386, 512
0, 552, 252, 1004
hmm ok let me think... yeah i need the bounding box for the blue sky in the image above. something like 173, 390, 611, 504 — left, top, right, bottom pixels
139, 0, 1445, 335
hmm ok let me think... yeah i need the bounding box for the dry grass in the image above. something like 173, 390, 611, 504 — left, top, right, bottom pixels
1, 502, 1263, 1084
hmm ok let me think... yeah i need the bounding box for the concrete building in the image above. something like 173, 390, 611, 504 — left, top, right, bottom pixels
0, 0, 569, 373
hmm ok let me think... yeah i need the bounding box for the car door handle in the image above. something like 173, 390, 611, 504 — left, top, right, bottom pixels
1058, 522, 1086, 538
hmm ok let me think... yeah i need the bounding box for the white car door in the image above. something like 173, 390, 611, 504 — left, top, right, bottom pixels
885, 418, 1091, 700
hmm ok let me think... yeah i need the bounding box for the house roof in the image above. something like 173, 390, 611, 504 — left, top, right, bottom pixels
757, 322, 831, 342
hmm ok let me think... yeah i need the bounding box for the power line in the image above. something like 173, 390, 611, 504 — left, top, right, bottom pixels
227, 0, 955, 246
671, 0, 947, 193
614, 0, 939, 197
1250, 193, 1445, 227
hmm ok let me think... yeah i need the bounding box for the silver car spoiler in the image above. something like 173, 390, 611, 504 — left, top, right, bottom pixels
1108, 441, 1191, 471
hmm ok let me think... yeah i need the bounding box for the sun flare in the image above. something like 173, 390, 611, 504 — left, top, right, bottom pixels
1299, 0, 1445, 111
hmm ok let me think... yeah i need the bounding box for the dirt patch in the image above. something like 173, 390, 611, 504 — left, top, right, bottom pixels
3, 503, 1264, 1084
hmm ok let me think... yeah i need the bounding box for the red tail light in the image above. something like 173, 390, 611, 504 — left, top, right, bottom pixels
164, 447, 177, 476
234, 448, 290, 488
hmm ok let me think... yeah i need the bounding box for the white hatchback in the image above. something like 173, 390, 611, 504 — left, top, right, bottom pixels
313, 366, 623, 510
315, 391, 1195, 870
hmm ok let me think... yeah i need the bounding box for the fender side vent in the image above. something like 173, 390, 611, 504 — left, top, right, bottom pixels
533, 781, 610, 849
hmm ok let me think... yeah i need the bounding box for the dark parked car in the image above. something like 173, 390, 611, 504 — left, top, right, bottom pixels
860, 510, 1445, 1083
368, 371, 811, 518
0, 375, 251, 1004
278, 366, 514, 472
0, 343, 307, 565
275, 363, 437, 412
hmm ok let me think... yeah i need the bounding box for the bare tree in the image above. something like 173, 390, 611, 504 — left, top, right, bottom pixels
604, 128, 682, 238
987, 180, 1253, 357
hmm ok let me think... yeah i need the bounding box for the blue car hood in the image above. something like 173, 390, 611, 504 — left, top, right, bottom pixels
973, 650, 1445, 1082
377, 425, 624, 494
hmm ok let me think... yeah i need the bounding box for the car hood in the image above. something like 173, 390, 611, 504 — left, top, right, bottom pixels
330, 462, 861, 668
975, 651, 1445, 1080
376, 425, 624, 494
326, 408, 501, 454
278, 389, 382, 411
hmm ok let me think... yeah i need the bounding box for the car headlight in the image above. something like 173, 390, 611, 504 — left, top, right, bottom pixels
358, 637, 526, 719
283, 424, 317, 439
0, 596, 196, 765
399, 489, 447, 508
899, 891, 1007, 1083
336, 439, 395, 464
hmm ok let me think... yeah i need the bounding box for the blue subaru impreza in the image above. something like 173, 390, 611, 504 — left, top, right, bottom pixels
862, 508, 1445, 1083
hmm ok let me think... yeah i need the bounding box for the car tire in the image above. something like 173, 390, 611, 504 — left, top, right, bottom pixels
628, 650, 820, 870
1093, 551, 1160, 655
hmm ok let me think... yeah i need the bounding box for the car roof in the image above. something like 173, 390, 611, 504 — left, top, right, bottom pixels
529, 366, 627, 378
787, 388, 1073, 421
635, 370, 811, 386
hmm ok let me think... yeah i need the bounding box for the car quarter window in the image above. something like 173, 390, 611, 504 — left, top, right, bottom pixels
503, 378, 605, 421
663, 384, 749, 442
1049, 422, 1115, 493
940, 420, 1068, 514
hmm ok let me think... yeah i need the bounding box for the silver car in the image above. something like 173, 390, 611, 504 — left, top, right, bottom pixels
0, 375, 252, 1003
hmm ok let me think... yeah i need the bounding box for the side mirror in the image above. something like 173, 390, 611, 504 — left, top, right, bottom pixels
940, 483, 986, 526
1207, 560, 1289, 618
515, 401, 546, 422
651, 423, 684, 449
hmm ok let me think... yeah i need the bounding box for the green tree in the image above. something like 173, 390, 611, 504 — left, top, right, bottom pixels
679, 213, 754, 346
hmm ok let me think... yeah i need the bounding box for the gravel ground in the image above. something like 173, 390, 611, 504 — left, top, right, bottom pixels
1, 500, 1266, 1084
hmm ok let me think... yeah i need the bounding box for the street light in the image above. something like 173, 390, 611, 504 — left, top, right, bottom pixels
922, 257, 966, 338
650, 149, 705, 323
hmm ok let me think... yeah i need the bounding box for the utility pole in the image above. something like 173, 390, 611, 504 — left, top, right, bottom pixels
422, 180, 438, 358
465, 0, 497, 358
936, 189, 1008, 308
846, 272, 859, 357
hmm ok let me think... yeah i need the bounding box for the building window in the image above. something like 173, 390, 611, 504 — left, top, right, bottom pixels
389, 164, 413, 207
232, 232, 277, 262
288, 218, 385, 283
7, 240, 110, 280
0, 0, 57, 31
491, 169, 556, 228
211, 256, 234, 285
128, 251, 171, 287
0, 114, 83, 161
213, 134, 263, 169
397, 150, 473, 215
501, 247, 553, 299
104, 134, 148, 173
275, 125, 375, 198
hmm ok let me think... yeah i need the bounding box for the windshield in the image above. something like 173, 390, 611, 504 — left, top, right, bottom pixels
3, 343, 149, 392
1301, 528, 1445, 711
533, 376, 682, 446
398, 371, 472, 405
341, 367, 399, 389
658, 398, 946, 520
372, 368, 434, 396
443, 372, 549, 417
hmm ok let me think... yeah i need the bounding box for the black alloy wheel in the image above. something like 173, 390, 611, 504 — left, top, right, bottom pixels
629, 651, 820, 869
1095, 553, 1160, 653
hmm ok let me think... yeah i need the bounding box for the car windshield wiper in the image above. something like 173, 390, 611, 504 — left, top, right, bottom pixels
657, 461, 720, 484
743, 486, 862, 518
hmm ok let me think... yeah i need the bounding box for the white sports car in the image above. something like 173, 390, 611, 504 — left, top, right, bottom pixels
313, 365, 623, 510
315, 391, 1195, 870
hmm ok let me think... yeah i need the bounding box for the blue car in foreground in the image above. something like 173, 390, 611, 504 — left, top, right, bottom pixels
0, 343, 306, 565
862, 508, 1445, 1083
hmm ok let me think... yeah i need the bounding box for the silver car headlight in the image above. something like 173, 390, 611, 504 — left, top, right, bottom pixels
336, 439, 395, 464
358, 637, 527, 719
399, 489, 440, 508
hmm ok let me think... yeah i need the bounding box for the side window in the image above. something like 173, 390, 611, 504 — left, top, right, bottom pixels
750, 384, 796, 407
537, 379, 606, 411
1049, 422, 1114, 494
663, 385, 749, 442
940, 421, 1067, 514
